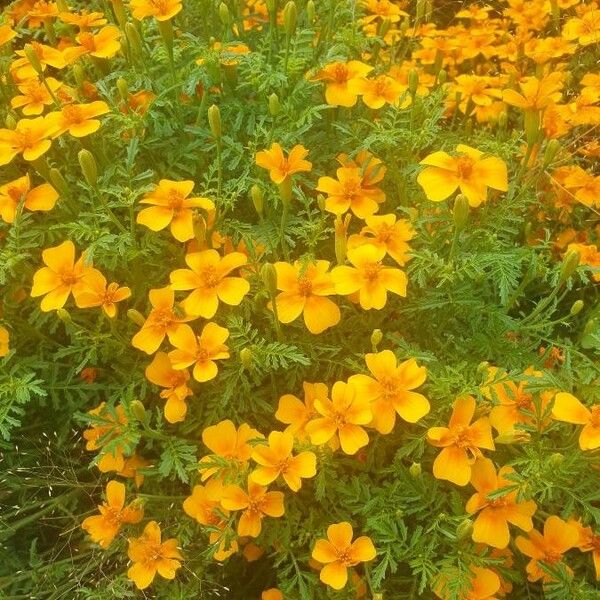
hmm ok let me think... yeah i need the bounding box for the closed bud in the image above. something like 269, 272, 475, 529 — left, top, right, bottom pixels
306, 0, 316, 23
127, 309, 146, 327
56, 308, 72, 323
559, 249, 580, 285
378, 16, 391, 39
116, 77, 129, 101
250, 184, 264, 217
583, 318, 597, 336
78, 149, 98, 187
261, 263, 278, 297
240, 347, 253, 369
130, 400, 146, 423
408, 69, 419, 97
570, 300, 584, 316
278, 177, 292, 208
476, 360, 490, 376
400, 16, 410, 33
5, 114, 16, 129
524, 109, 541, 147
219, 2, 231, 25
208, 104, 222, 139
498, 111, 508, 130
409, 462, 421, 478
125, 23, 144, 60
111, 0, 127, 27
437, 68, 447, 85
284, 1, 297, 36
372, 594, 384, 600
49, 168, 69, 196
72, 64, 85, 91
334, 214, 351, 265
495, 430, 530, 444
549, 452, 563, 467
370, 328, 383, 350
24, 44, 42, 74
268, 92, 281, 116
316, 193, 326, 212
453, 194, 469, 232
416, 0, 425, 20
456, 519, 473, 541
543, 139, 561, 169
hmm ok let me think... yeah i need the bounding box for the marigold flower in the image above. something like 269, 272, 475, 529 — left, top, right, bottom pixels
0, 116, 57, 165
46, 101, 110, 138
349, 350, 429, 434
502, 74, 563, 111
417, 144, 508, 207
199, 419, 263, 481
552, 392, 600, 450
74, 269, 131, 317
562, 169, 600, 208
306, 380, 371, 455
262, 589, 283, 600
562, 10, 600, 46
221, 477, 285, 537
255, 143, 312, 184
311, 522, 376, 590
30, 240, 95, 312
168, 322, 229, 382
137, 179, 214, 242
434, 566, 501, 600
427, 395, 495, 486
466, 458, 536, 549
130, 0, 183, 21
58, 10, 108, 30
331, 244, 407, 310
275, 382, 327, 440
71, 25, 122, 59
571, 520, 600, 580
311, 61, 373, 107
170, 249, 249, 317
11, 77, 62, 115
127, 521, 182, 590
81, 480, 143, 548
145, 352, 192, 423
0, 174, 58, 224
83, 402, 128, 472
183, 478, 227, 526
272, 260, 340, 334
515, 516, 579, 582
131, 286, 192, 355
0, 326, 9, 357
251, 430, 316, 491
350, 74, 405, 109
0, 24, 16, 48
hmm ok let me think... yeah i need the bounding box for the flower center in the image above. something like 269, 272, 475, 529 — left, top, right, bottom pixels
196, 347, 210, 361
16, 129, 36, 151
456, 155, 475, 179
363, 262, 382, 282
78, 32, 96, 51
379, 376, 398, 400
331, 410, 347, 428
60, 269, 79, 286
335, 548, 355, 567
63, 105, 84, 124
298, 276, 313, 296
7, 185, 24, 202
152, 0, 171, 14
167, 189, 184, 211
333, 64, 349, 83
451, 425, 474, 448
201, 266, 220, 288
151, 308, 175, 329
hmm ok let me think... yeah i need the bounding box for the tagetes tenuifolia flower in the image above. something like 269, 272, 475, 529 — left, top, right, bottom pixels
183, 478, 227, 526
81, 480, 143, 548
466, 458, 536, 549
515, 516, 579, 582
46, 101, 110, 138
168, 322, 229, 382
75, 270, 131, 317
130, 0, 183, 21
255, 143, 312, 184
552, 392, 600, 450
427, 395, 495, 486
0, 116, 57, 165
435, 566, 501, 600
83, 403, 128, 472
251, 431, 316, 492
332, 244, 407, 310
349, 350, 429, 434
572, 520, 600, 580
275, 382, 327, 440
127, 521, 182, 590
417, 145, 508, 207
137, 179, 214, 242
306, 380, 371, 455
11, 77, 62, 115
0, 174, 58, 224
31, 240, 94, 312
0, 326, 9, 357
311, 61, 373, 107
273, 260, 340, 334
221, 477, 284, 537
170, 250, 250, 318
311, 522, 376, 590
502, 75, 563, 111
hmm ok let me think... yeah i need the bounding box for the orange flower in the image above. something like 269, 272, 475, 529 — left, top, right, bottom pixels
0, 24, 16, 48
131, 286, 192, 354
255, 143, 312, 184
221, 477, 285, 537
502, 74, 563, 110
349, 350, 429, 434
466, 458, 536, 549
11, 77, 62, 115
311, 61, 373, 107
30, 240, 95, 312
137, 179, 214, 242
427, 395, 495, 486
350, 74, 405, 109
562, 10, 600, 46
127, 521, 182, 590
183, 478, 228, 526
199, 419, 262, 481
262, 589, 283, 600
251, 431, 316, 491
435, 566, 501, 600
311, 522, 376, 590
0, 326, 9, 357
170, 250, 249, 317
81, 480, 143, 548
59, 10, 108, 29
71, 25, 122, 59
275, 382, 327, 440
47, 101, 110, 138
74, 269, 131, 317
168, 322, 229, 382
572, 520, 600, 580
130, 0, 183, 21
552, 392, 600, 450
0, 116, 57, 165
82, 402, 128, 472
515, 516, 579, 582
0, 174, 58, 224
563, 169, 600, 208
306, 380, 371, 455
145, 352, 192, 423
417, 144, 508, 207
331, 244, 407, 310
272, 260, 340, 334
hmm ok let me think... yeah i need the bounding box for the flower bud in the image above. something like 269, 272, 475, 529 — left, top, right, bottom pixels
415, 0, 425, 20
117, 77, 129, 102
130, 400, 146, 423
453, 194, 469, 232
373, 594, 384, 600
334, 214, 351, 265
371, 328, 383, 349
409, 462, 421, 478
549, 452, 563, 467
316, 193, 326, 212
570, 300, 584, 316
56, 0, 69, 11
208, 104, 222, 139
278, 177, 292, 209
72, 63, 85, 91
495, 430, 530, 444
78, 149, 98, 187
559, 249, 580, 285
219, 2, 231, 25
378, 16, 391, 39
250, 184, 264, 217
125, 23, 144, 60
261, 263, 278, 297
437, 68, 447, 85
49, 168, 69, 197
284, 1, 297, 36
497, 111, 508, 131
24, 44, 42, 74
127, 309, 146, 327
268, 92, 281, 116
524, 109, 541, 147
5, 114, 16, 129
56, 308, 72, 323
111, 0, 127, 27
476, 360, 490, 376
306, 0, 316, 23
543, 139, 561, 169
240, 347, 253, 369
408, 69, 419, 97
583, 318, 597, 336
456, 519, 473, 541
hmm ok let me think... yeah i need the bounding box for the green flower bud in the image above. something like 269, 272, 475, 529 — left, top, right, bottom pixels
111, 0, 127, 27
72, 64, 85, 91
125, 23, 144, 60
268, 92, 281, 116
559, 249, 580, 285
524, 109, 541, 147
306, 0, 316, 23
250, 184, 264, 217
130, 400, 147, 423
278, 177, 292, 208
453, 194, 469, 232
543, 139, 561, 169
5, 114, 16, 129
456, 519, 473, 541
570, 300, 584, 316
437, 68, 447, 85
409, 462, 422, 478
316, 193, 326, 212
265, 0, 276, 15
240, 347, 253, 369
78, 149, 98, 187
56, 308, 72, 323
416, 0, 425, 20
408, 69, 419, 97
549, 452, 563, 467
127, 309, 146, 327
219, 2, 231, 25
117, 77, 129, 102
24, 44, 43, 74
283, 1, 297, 36
498, 111, 508, 130
378, 16, 391, 38
49, 168, 69, 197
370, 328, 383, 350
261, 263, 278, 297
208, 104, 222, 139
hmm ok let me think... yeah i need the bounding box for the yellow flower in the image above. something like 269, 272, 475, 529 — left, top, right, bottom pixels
552, 392, 600, 450
0, 116, 57, 166
0, 174, 58, 224
70, 26, 122, 60
47, 101, 110, 138
255, 143, 312, 184
74, 269, 131, 318
275, 382, 327, 440
130, 0, 183, 21
417, 144, 508, 207
11, 77, 62, 115
183, 478, 228, 526
170, 250, 249, 317
562, 10, 600, 46
331, 244, 407, 310
311, 522, 376, 590
350, 74, 405, 109
311, 61, 373, 107
0, 326, 9, 357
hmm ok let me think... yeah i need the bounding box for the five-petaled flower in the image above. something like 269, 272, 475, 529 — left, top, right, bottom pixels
255, 143, 312, 184
0, 174, 58, 224
552, 392, 600, 450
